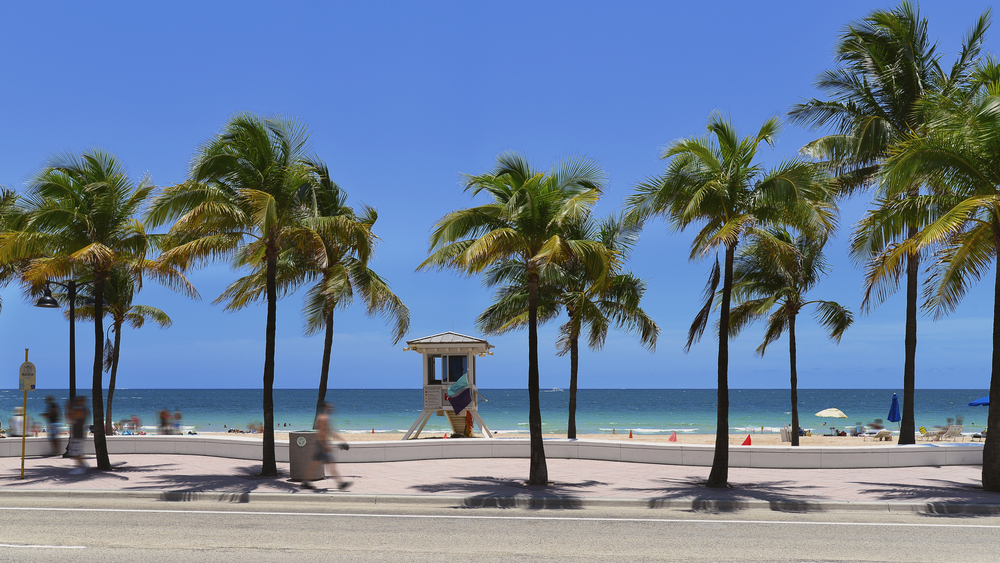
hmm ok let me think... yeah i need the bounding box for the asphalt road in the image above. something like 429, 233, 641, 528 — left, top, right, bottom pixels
2, 497, 1000, 562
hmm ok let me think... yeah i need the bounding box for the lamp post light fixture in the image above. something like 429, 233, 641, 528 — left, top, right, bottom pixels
34, 279, 93, 400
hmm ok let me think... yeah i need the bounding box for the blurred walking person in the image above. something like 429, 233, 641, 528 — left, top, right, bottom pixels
67, 396, 89, 475
42, 396, 61, 455
301, 403, 351, 491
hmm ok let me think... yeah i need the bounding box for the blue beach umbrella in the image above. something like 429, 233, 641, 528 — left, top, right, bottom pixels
969, 396, 990, 407
887, 393, 901, 424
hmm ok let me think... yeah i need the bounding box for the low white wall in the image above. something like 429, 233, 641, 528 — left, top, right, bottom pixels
0, 435, 983, 469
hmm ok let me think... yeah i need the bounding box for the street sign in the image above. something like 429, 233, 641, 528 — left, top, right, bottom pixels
19, 361, 36, 391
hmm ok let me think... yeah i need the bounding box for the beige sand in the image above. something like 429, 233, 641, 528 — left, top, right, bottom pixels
201, 430, 886, 447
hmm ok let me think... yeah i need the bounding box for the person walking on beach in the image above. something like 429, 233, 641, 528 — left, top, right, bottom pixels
42, 396, 61, 455
301, 402, 351, 491
66, 396, 89, 475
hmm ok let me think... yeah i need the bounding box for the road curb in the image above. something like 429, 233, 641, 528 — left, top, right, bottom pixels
2, 489, 999, 514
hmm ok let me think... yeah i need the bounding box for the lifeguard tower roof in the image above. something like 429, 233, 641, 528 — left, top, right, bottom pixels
404, 331, 493, 354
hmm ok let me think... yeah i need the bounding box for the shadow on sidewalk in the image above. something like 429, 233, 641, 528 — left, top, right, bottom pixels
854, 478, 1000, 516
631, 476, 836, 514
409, 475, 611, 510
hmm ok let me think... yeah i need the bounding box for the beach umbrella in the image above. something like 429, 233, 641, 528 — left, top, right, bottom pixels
968, 396, 990, 407
887, 393, 901, 424
815, 408, 847, 418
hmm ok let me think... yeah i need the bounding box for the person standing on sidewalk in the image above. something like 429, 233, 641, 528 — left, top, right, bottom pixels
301, 402, 351, 491
66, 396, 89, 475
42, 396, 61, 455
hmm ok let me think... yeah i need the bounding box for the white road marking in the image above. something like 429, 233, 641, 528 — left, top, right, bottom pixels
0, 544, 85, 549
1, 506, 999, 529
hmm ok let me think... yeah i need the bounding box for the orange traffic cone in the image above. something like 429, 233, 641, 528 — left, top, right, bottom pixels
742, 435, 751, 446
629, 430, 633, 438
668, 431, 677, 442
444, 432, 449, 439
372, 428, 375, 434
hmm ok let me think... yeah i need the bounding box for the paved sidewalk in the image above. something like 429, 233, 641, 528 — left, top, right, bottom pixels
1, 453, 997, 513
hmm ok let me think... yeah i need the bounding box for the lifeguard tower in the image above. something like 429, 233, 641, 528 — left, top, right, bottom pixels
402, 331, 494, 440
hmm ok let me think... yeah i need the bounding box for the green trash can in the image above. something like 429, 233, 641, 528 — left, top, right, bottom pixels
290, 431, 324, 482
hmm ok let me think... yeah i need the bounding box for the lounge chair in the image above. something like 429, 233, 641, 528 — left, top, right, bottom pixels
940, 425, 965, 442
865, 429, 893, 442
917, 426, 936, 441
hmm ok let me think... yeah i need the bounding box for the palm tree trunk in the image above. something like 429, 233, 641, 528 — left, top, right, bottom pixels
261, 249, 278, 476
68, 280, 78, 400
91, 278, 110, 470
527, 268, 548, 486
568, 332, 579, 440
317, 312, 334, 414
707, 244, 734, 488
789, 313, 800, 447
983, 233, 1000, 492
899, 234, 918, 446
105, 325, 122, 435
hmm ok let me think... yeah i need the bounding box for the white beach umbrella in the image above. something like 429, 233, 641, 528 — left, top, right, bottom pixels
815, 408, 848, 418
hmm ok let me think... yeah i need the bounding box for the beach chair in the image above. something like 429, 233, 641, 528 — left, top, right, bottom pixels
865, 429, 893, 442
917, 426, 935, 441
940, 425, 965, 442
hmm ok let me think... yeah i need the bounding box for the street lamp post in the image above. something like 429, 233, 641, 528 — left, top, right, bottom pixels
35, 279, 93, 400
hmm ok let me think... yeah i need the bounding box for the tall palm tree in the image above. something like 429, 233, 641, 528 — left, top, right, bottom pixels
146, 113, 319, 476
216, 161, 410, 414
874, 58, 1000, 490
788, 2, 990, 445
0, 150, 162, 470
420, 152, 610, 485
626, 112, 835, 488
477, 214, 659, 439
75, 266, 182, 434
729, 230, 853, 446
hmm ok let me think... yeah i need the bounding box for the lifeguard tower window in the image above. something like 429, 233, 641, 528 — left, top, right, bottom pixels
426, 354, 468, 385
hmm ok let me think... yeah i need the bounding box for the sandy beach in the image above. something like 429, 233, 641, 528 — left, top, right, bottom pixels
201, 431, 888, 447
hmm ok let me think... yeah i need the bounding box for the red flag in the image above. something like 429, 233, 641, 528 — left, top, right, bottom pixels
742, 435, 751, 446
668, 431, 677, 442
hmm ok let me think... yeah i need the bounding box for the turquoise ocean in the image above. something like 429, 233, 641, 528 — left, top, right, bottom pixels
0, 388, 989, 436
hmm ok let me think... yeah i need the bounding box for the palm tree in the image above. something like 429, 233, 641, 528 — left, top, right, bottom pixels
0, 188, 25, 311
420, 152, 610, 485
729, 230, 853, 446
788, 2, 990, 445
146, 113, 319, 476
626, 112, 835, 488
75, 266, 180, 434
477, 214, 659, 439
874, 58, 1000, 490
216, 161, 410, 414
0, 150, 162, 470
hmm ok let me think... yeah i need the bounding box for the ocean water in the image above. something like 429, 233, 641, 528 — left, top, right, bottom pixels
0, 388, 989, 436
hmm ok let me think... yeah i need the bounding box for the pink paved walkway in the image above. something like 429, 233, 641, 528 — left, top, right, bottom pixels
0, 453, 996, 511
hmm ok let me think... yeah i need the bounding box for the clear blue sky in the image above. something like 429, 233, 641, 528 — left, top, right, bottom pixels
0, 1, 995, 389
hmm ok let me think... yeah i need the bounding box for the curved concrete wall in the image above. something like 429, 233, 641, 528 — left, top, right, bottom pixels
0, 435, 983, 469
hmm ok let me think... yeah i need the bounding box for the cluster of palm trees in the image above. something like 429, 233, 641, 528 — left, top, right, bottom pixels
0, 114, 409, 476
3, 2, 1000, 495
423, 2, 1000, 492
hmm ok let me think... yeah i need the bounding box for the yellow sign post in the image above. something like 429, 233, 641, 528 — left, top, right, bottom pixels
18, 349, 36, 480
